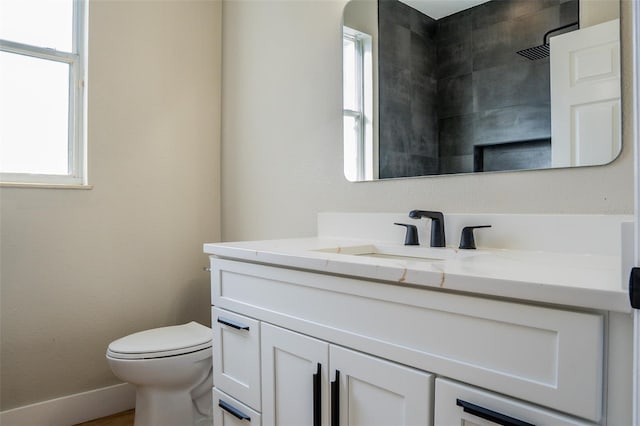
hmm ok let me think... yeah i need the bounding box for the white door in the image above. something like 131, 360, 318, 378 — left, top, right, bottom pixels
261, 323, 330, 426
550, 19, 620, 167
330, 345, 433, 426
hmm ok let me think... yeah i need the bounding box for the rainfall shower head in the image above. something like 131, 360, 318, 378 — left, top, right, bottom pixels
516, 44, 550, 60
516, 21, 579, 60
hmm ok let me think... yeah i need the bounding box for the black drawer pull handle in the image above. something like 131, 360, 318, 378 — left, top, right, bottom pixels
456, 399, 535, 426
313, 363, 321, 426
217, 316, 250, 331
219, 399, 251, 421
331, 370, 340, 426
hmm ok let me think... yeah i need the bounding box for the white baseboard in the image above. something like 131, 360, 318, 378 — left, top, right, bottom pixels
0, 383, 136, 426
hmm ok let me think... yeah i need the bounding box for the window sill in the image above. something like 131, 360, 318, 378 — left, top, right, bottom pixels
0, 182, 93, 190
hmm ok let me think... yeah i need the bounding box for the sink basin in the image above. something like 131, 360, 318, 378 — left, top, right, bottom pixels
313, 244, 471, 263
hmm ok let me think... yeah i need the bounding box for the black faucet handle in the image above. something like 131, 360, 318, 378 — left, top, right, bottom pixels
459, 225, 492, 250
394, 223, 419, 246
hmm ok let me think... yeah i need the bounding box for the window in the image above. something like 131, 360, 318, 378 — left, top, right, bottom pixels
0, 0, 87, 186
343, 26, 374, 182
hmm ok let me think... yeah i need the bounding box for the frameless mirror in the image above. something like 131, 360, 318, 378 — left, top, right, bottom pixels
343, 0, 621, 181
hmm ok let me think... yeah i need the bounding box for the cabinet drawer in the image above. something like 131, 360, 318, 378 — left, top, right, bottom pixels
212, 307, 261, 411
213, 388, 261, 426
434, 378, 595, 426
211, 259, 604, 421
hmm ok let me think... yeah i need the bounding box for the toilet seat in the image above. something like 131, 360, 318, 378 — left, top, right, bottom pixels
107, 321, 212, 360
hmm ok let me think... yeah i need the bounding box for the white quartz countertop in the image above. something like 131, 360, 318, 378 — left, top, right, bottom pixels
203, 237, 631, 313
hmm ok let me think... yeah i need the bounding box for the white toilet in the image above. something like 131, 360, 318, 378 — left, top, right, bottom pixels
106, 321, 213, 426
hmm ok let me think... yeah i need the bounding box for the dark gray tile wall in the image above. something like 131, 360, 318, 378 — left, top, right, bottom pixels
379, 0, 438, 178
377, 0, 579, 177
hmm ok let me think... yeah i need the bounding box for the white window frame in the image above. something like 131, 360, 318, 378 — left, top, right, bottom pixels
343, 26, 374, 181
0, 0, 88, 187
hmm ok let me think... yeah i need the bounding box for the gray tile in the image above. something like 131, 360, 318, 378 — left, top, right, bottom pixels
410, 7, 437, 39
407, 154, 439, 176
472, 0, 560, 30
379, 98, 411, 153
438, 114, 476, 156
439, 154, 474, 174
472, 17, 520, 71
437, 9, 472, 44
411, 31, 437, 78
473, 61, 550, 111
379, 23, 411, 67
437, 39, 473, 78
438, 73, 473, 118
560, 0, 579, 26
380, 63, 412, 105
379, 151, 410, 178
379, 0, 410, 28
513, 5, 561, 54
474, 104, 551, 144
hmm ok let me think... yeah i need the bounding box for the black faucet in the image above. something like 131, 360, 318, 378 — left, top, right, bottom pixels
408, 210, 445, 247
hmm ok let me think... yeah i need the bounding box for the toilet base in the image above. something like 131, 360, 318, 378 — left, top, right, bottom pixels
134, 388, 194, 426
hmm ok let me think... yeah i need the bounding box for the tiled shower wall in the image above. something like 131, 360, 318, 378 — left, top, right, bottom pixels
378, 0, 439, 178
378, 0, 579, 178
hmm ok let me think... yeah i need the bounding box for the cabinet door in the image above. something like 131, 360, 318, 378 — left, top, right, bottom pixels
261, 323, 330, 426
330, 345, 433, 426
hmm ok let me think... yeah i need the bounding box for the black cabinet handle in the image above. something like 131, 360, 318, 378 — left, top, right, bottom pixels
219, 399, 251, 421
331, 370, 340, 426
313, 363, 321, 426
217, 316, 250, 331
456, 399, 534, 426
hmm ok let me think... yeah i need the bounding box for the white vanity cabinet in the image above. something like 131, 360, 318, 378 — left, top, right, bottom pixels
209, 257, 606, 425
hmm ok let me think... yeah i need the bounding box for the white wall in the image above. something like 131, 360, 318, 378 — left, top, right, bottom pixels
0, 0, 222, 411
221, 0, 635, 242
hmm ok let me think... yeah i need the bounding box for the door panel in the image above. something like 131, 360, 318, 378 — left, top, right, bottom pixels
261, 323, 329, 426
551, 19, 620, 167
330, 345, 433, 426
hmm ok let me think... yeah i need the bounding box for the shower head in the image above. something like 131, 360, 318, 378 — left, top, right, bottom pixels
516, 21, 579, 61
516, 44, 550, 60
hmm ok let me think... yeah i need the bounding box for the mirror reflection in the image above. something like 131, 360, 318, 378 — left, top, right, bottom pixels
343, 0, 621, 181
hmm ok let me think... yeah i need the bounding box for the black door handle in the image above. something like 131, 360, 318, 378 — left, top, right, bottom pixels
331, 370, 340, 426
217, 316, 250, 331
313, 363, 321, 426
456, 399, 534, 426
219, 399, 251, 421
629, 267, 640, 308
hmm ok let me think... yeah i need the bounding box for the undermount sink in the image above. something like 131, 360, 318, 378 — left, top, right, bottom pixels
313, 244, 473, 263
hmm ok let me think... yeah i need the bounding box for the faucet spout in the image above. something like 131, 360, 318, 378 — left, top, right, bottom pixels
408, 210, 445, 248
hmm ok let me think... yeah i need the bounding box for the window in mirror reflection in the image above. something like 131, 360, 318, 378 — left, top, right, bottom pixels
343, 27, 374, 181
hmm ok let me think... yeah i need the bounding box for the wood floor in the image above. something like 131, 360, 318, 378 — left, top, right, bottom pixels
75, 409, 134, 426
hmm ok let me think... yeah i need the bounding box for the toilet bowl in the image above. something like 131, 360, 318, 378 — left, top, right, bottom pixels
106, 322, 213, 426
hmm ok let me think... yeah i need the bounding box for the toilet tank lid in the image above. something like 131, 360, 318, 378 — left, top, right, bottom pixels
108, 321, 212, 355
